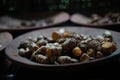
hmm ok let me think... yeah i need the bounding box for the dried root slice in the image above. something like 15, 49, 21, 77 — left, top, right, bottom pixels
86, 48, 94, 57
57, 56, 78, 64
52, 29, 72, 41
72, 47, 82, 57
80, 53, 89, 62
95, 51, 104, 59
102, 42, 117, 55
35, 54, 48, 64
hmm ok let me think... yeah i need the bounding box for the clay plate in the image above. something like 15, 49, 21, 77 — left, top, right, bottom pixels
0, 12, 70, 31
5, 26, 120, 71
0, 32, 13, 51
70, 13, 120, 27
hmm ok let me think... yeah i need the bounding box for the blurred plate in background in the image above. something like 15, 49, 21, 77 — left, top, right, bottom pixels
0, 12, 70, 31
70, 13, 120, 27
0, 32, 13, 52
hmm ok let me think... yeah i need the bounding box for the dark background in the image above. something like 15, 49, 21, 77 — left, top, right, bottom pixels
0, 0, 120, 15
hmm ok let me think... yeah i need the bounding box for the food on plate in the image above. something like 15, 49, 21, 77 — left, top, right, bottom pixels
87, 12, 120, 25
18, 29, 117, 64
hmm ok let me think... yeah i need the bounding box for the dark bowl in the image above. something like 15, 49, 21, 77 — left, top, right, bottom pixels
5, 26, 120, 71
